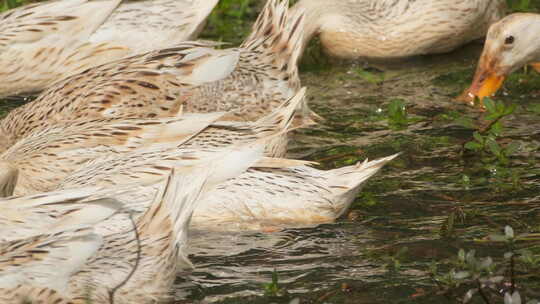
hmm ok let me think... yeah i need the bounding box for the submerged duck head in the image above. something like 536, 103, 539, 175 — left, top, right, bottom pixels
459, 13, 540, 105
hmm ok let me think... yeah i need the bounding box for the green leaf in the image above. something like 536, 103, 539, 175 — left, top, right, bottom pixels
473, 131, 484, 143
454, 116, 475, 129
503, 103, 517, 116
486, 139, 502, 156
495, 99, 507, 113
464, 141, 482, 151
356, 68, 385, 84
485, 112, 501, 121
483, 97, 497, 114
387, 99, 408, 129
490, 121, 503, 136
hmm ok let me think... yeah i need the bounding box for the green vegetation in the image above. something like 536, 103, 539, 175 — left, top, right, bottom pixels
431, 227, 540, 304
385, 98, 425, 130
0, 0, 24, 11
507, 0, 537, 12
462, 98, 519, 166
456, 98, 525, 192
355, 68, 385, 85
201, 0, 256, 45
263, 269, 286, 297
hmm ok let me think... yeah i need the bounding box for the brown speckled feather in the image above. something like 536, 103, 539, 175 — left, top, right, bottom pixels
0, 0, 308, 152
293, 0, 506, 59
1, 113, 224, 195
0, 0, 219, 97
187, 0, 308, 121
0, 148, 261, 303
0, 43, 238, 151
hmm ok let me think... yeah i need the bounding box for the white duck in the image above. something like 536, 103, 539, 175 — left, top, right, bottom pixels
459, 13, 540, 105
0, 0, 313, 153
0, 145, 264, 303
291, 0, 506, 59
0, 0, 218, 97
60, 152, 399, 231
2, 88, 305, 196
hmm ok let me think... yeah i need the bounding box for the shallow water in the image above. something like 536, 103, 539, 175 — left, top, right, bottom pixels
173, 43, 540, 303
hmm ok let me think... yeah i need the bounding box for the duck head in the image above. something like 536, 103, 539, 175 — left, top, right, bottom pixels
459, 13, 540, 105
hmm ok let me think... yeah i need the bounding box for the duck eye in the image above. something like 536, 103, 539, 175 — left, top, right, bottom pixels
504, 36, 515, 45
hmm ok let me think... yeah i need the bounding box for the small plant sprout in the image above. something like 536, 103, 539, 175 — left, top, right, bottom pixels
263, 269, 286, 297
385, 99, 422, 130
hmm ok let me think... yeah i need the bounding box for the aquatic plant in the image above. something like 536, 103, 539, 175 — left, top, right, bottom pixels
385, 98, 424, 130
463, 98, 518, 165
355, 68, 385, 85
431, 226, 540, 304
457, 98, 524, 192
263, 269, 286, 297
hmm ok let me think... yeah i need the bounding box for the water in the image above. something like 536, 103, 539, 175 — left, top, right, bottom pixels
174, 43, 540, 303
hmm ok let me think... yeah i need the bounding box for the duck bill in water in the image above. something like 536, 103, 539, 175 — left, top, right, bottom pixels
457, 51, 505, 107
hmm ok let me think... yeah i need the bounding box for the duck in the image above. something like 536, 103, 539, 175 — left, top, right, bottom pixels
0, 0, 218, 97
0, 42, 240, 152
61, 151, 399, 231
290, 0, 506, 59
0, 145, 263, 304
458, 13, 540, 105
0, 186, 126, 242
2, 88, 305, 196
0, 0, 312, 152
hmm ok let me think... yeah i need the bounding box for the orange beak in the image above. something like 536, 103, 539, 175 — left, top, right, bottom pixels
457, 53, 505, 107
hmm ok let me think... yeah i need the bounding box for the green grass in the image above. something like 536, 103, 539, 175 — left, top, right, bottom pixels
200, 0, 259, 45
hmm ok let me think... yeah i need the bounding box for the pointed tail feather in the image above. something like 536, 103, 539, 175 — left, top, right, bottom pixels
241, 0, 305, 88
0, 227, 102, 293
159, 47, 240, 86
324, 153, 400, 217
48, 198, 125, 233
255, 87, 307, 132
252, 87, 307, 156
131, 113, 226, 149
325, 153, 400, 190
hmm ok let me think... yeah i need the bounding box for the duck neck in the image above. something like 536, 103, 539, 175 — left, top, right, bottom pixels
290, 1, 326, 54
